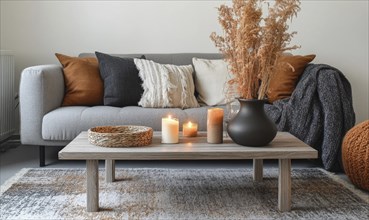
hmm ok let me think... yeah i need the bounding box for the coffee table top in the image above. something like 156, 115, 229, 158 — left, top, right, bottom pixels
59, 132, 317, 160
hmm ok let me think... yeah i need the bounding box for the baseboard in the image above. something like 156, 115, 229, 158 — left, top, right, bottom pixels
0, 135, 21, 152
0, 134, 20, 144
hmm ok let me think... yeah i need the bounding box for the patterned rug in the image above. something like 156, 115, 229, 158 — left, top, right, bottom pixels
0, 168, 368, 219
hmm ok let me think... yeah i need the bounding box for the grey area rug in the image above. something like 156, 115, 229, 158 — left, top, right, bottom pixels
0, 168, 368, 219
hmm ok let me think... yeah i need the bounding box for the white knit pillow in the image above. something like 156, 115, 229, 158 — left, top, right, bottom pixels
134, 59, 199, 109
192, 58, 229, 106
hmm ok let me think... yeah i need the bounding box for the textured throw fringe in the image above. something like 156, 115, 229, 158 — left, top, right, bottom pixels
135, 58, 199, 109
136, 59, 151, 107
161, 65, 174, 108
164, 64, 199, 109
135, 59, 172, 108
178, 68, 190, 108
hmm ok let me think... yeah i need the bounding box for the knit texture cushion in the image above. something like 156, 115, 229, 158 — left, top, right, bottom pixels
192, 58, 229, 106
342, 120, 369, 191
134, 58, 199, 109
95, 52, 144, 107
55, 53, 103, 106
267, 54, 316, 103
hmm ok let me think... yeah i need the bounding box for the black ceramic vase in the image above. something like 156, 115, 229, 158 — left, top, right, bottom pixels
227, 99, 277, 146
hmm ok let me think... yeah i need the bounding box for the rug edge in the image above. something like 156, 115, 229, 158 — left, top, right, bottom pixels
2, 167, 368, 204
0, 168, 30, 196
317, 168, 369, 203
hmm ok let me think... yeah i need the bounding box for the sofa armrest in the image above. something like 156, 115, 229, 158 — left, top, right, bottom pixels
19, 65, 65, 145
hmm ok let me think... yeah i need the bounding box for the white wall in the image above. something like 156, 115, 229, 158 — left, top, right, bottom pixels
1, 0, 368, 128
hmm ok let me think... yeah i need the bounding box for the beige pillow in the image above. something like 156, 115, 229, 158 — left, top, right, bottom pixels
134, 59, 199, 109
192, 58, 229, 106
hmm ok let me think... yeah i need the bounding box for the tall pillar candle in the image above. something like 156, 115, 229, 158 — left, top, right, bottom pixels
161, 115, 179, 144
207, 108, 224, 143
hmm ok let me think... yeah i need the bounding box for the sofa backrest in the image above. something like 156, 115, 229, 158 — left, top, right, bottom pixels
79, 53, 223, 65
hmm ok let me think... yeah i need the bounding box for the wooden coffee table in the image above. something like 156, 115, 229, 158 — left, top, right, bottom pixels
59, 132, 317, 212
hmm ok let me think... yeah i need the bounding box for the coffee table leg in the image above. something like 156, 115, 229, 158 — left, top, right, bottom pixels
86, 160, 99, 212
253, 159, 263, 181
278, 159, 291, 212
105, 159, 115, 183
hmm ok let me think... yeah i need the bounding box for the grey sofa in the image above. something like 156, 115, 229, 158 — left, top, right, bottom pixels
20, 53, 356, 171
19, 53, 223, 166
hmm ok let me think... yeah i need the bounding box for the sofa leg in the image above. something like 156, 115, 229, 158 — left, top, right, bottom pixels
39, 146, 45, 167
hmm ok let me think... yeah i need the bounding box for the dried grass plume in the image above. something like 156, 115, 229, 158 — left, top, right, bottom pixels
211, 0, 300, 100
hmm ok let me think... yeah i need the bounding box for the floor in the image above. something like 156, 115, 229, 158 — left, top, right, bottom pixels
0, 138, 346, 186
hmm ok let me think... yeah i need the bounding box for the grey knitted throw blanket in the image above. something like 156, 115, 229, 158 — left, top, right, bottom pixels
265, 64, 355, 171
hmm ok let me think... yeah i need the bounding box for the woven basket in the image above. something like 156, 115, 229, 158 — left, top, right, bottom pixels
88, 125, 153, 147
342, 120, 369, 191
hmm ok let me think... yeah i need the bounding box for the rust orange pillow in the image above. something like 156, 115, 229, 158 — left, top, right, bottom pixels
268, 54, 316, 103
55, 53, 103, 106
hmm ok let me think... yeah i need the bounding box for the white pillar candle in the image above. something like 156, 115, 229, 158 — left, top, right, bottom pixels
161, 115, 179, 143
207, 108, 224, 144
183, 121, 198, 137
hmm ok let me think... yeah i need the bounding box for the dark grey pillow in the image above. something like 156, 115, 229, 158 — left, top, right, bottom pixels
95, 52, 144, 107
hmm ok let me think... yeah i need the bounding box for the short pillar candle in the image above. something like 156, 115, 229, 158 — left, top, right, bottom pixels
183, 121, 198, 137
207, 108, 224, 144
161, 115, 179, 143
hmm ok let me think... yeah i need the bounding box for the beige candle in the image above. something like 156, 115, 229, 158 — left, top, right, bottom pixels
161, 115, 179, 143
207, 108, 224, 143
183, 121, 198, 137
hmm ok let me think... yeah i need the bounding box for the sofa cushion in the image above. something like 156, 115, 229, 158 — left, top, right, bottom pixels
267, 54, 316, 103
192, 58, 229, 106
42, 106, 226, 141
55, 53, 103, 106
134, 58, 199, 109
42, 106, 188, 141
95, 52, 144, 107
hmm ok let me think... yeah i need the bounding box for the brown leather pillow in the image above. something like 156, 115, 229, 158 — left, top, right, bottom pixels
55, 53, 103, 106
267, 54, 316, 103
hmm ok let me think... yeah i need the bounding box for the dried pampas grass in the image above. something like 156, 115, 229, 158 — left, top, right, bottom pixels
211, 0, 300, 100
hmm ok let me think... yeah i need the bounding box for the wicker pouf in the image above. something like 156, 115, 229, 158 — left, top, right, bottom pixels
342, 120, 369, 191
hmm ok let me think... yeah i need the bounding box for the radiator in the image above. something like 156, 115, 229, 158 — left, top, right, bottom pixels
0, 50, 15, 141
